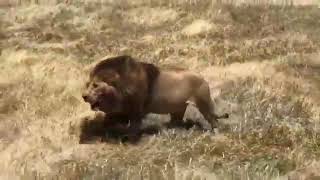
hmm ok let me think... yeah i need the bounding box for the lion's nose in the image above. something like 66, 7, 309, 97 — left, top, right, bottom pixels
82, 95, 88, 102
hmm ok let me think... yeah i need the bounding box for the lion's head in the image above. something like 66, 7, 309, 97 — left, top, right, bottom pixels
82, 75, 123, 113
82, 55, 152, 115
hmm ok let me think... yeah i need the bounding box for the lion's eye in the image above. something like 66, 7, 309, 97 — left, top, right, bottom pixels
92, 83, 98, 88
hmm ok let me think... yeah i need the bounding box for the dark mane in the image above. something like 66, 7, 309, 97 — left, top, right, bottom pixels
90, 55, 160, 108
90, 55, 136, 77
140, 62, 160, 108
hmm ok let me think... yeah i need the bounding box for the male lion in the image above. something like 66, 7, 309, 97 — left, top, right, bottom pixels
82, 55, 228, 139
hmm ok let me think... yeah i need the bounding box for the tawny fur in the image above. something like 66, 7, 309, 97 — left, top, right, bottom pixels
82, 55, 229, 137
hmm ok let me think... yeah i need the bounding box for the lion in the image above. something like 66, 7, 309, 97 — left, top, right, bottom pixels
82, 55, 229, 139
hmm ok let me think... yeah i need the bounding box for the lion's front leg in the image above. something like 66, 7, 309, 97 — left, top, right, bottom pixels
126, 101, 146, 143
125, 114, 144, 143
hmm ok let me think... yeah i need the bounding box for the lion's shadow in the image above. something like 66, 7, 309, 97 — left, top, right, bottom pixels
79, 115, 205, 144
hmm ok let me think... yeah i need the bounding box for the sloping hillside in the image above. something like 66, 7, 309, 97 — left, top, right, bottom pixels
0, 0, 320, 179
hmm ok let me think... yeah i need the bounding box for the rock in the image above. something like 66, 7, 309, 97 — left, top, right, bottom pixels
181, 19, 214, 36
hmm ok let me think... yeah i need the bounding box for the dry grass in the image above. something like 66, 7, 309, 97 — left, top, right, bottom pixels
0, 0, 320, 179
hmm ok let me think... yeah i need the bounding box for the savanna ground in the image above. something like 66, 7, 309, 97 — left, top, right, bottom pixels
1, 0, 320, 179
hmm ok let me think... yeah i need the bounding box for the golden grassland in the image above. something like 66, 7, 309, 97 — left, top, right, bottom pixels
0, 0, 320, 179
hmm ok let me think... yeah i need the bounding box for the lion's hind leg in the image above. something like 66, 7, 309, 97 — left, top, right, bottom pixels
193, 82, 229, 130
